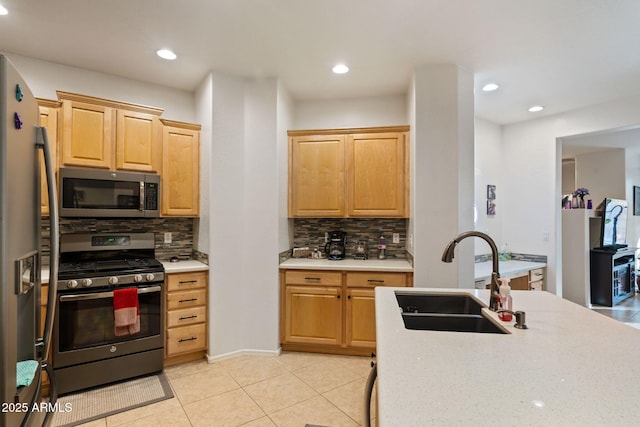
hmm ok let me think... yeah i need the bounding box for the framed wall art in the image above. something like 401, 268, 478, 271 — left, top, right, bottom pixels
487, 185, 496, 200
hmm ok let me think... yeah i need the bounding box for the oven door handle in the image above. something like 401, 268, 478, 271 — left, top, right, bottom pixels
59, 286, 162, 302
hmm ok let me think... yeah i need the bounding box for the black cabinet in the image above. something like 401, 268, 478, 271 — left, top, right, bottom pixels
590, 248, 636, 306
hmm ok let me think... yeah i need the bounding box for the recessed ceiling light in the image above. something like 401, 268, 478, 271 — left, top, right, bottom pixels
528, 105, 544, 112
481, 83, 499, 92
156, 49, 177, 60
332, 64, 349, 74
0, 5, 8, 15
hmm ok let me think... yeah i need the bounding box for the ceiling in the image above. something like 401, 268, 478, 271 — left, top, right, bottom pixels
1, 0, 640, 125
562, 126, 640, 158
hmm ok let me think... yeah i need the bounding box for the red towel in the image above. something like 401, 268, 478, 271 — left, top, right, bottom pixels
113, 288, 140, 336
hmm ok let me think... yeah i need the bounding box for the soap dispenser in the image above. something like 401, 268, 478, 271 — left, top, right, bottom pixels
377, 235, 386, 259
498, 277, 513, 321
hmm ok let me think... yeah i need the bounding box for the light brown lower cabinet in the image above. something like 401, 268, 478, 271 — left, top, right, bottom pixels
164, 271, 208, 366
281, 269, 412, 355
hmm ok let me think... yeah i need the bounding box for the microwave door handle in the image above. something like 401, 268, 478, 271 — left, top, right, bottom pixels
140, 181, 145, 211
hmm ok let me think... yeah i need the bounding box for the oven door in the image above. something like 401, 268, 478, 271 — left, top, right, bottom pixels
53, 285, 163, 368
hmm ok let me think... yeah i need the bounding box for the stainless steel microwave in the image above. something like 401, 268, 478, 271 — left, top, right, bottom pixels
59, 168, 160, 218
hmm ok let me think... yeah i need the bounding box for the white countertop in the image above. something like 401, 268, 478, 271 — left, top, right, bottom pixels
375, 287, 640, 426
279, 258, 413, 272
161, 260, 209, 273
475, 260, 546, 281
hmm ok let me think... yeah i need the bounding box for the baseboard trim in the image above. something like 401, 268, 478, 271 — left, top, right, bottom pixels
206, 347, 282, 363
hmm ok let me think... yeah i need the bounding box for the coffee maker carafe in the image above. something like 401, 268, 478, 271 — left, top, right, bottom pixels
325, 231, 347, 260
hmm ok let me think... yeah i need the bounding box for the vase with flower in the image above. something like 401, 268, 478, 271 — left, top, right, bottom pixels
573, 188, 589, 209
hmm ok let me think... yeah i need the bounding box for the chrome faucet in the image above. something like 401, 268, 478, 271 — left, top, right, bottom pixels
441, 231, 501, 311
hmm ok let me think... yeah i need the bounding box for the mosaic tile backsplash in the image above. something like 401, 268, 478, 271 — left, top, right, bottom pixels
292, 218, 408, 259
41, 217, 205, 264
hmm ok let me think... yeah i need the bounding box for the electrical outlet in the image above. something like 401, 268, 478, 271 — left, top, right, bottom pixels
325, 232, 328, 243
409, 234, 413, 249
164, 232, 172, 244
543, 232, 549, 242
393, 233, 400, 244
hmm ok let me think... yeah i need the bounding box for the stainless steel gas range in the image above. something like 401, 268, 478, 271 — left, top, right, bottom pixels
53, 233, 164, 395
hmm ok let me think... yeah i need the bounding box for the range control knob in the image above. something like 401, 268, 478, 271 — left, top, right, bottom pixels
134, 274, 143, 283
108, 276, 119, 285
67, 280, 78, 289
81, 279, 93, 288
145, 273, 155, 282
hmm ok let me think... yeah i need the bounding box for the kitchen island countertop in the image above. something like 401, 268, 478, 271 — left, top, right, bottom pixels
279, 258, 413, 272
375, 287, 640, 426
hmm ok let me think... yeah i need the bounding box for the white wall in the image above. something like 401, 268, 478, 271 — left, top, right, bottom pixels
575, 149, 626, 203
562, 160, 576, 195
474, 118, 503, 255
194, 75, 213, 254
3, 52, 195, 123
625, 148, 640, 256
277, 84, 294, 252
502, 94, 640, 295
293, 94, 407, 129
243, 78, 280, 353
410, 65, 475, 289
208, 72, 280, 358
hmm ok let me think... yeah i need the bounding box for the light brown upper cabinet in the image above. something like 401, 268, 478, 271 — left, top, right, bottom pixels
58, 91, 163, 172
37, 99, 61, 216
116, 109, 162, 172
346, 131, 408, 217
289, 134, 346, 217
160, 119, 201, 217
288, 126, 409, 218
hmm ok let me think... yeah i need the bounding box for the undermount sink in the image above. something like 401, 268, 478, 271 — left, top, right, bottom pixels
396, 292, 484, 315
395, 292, 509, 334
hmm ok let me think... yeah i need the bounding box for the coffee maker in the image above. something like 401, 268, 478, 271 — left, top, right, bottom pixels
325, 231, 347, 260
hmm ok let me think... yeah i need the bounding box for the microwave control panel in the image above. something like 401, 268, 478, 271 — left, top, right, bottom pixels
145, 182, 158, 210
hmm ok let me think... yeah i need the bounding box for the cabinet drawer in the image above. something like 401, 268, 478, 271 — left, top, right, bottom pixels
346, 272, 408, 287
167, 289, 207, 310
285, 270, 342, 286
167, 271, 207, 291
529, 268, 545, 281
166, 323, 206, 356
530, 280, 544, 291
167, 306, 207, 328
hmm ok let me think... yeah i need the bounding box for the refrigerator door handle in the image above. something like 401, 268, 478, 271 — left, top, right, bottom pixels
36, 126, 59, 362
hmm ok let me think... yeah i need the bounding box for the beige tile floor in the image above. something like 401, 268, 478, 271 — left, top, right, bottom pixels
77, 352, 376, 427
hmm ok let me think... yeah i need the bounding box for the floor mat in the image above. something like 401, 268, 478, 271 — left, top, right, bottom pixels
50, 372, 173, 427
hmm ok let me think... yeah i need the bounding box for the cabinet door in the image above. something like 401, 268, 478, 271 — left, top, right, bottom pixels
116, 110, 161, 172
345, 288, 376, 348
284, 286, 342, 346
38, 105, 58, 216
509, 274, 529, 290
61, 100, 114, 169
346, 132, 408, 217
161, 125, 200, 216
289, 135, 345, 217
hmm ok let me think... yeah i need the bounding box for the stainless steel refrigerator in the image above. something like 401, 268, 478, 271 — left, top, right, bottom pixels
1, 55, 59, 427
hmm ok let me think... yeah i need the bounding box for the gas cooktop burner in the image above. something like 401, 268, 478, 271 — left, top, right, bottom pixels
57, 232, 165, 290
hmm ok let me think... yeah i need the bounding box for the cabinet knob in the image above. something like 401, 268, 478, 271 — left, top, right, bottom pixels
337, 295, 341, 299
